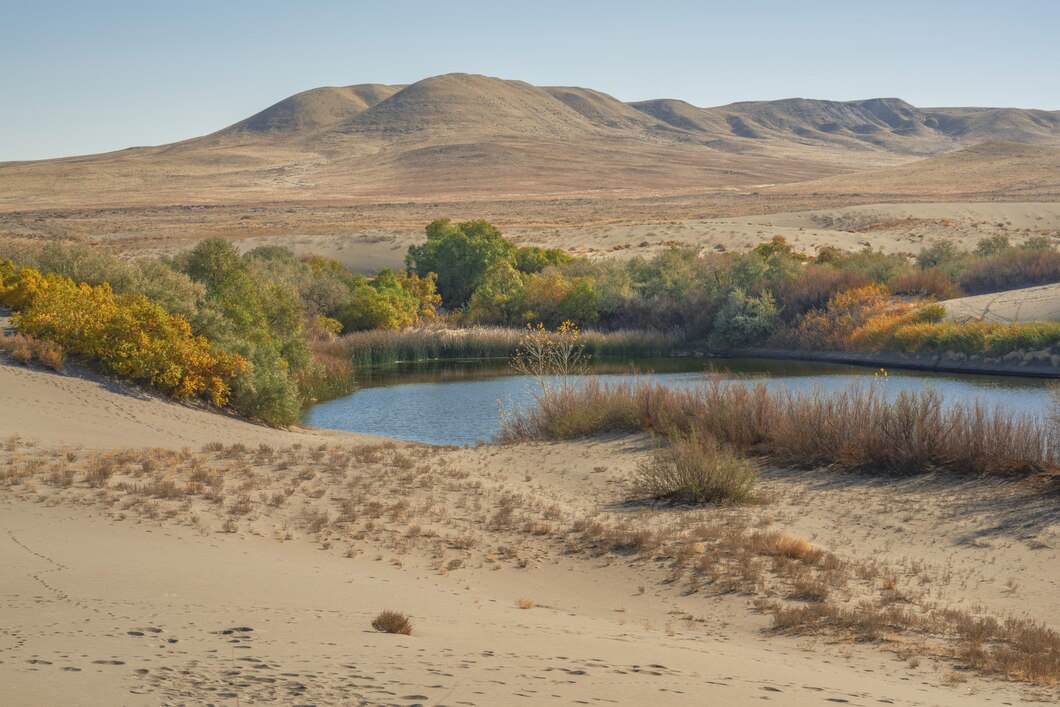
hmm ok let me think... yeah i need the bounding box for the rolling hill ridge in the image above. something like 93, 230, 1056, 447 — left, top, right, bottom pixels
2, 73, 1058, 209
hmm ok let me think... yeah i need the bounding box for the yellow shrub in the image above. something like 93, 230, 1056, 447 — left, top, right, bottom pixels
9, 266, 248, 406
0, 264, 51, 310
887, 322, 939, 352
848, 312, 905, 351
791, 283, 899, 350
848, 303, 940, 351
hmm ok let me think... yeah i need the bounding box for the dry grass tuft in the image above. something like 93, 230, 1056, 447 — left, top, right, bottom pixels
0, 333, 65, 371
631, 434, 758, 504
516, 598, 536, 609
751, 531, 822, 563
371, 610, 413, 635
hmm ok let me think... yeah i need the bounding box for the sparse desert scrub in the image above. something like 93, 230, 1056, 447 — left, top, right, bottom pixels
371, 611, 413, 635
502, 378, 1057, 478
631, 434, 758, 504
889, 267, 961, 299
0, 332, 65, 371
765, 599, 1060, 685
4, 438, 1059, 689
959, 247, 1060, 294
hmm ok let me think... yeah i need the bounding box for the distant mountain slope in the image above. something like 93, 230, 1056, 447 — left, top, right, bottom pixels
334, 74, 599, 137
775, 142, 1060, 198
1, 73, 1057, 210
633, 97, 1060, 155
222, 84, 402, 134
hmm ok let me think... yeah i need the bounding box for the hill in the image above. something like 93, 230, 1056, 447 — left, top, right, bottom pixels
221, 83, 401, 134
0, 73, 1058, 211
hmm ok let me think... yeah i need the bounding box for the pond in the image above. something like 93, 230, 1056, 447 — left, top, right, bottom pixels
303, 357, 1057, 446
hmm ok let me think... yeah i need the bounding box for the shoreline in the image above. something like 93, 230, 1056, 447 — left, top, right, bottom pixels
724, 347, 1060, 380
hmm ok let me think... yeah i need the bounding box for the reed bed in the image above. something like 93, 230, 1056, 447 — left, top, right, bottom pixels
327, 326, 680, 367
501, 378, 1058, 478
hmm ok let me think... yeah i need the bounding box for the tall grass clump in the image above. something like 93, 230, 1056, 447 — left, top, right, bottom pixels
632, 433, 758, 504
499, 378, 643, 440
503, 378, 1057, 478
334, 325, 678, 367
295, 348, 357, 403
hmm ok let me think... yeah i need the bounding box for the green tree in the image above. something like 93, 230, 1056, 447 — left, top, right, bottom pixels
514, 246, 573, 274
405, 219, 516, 307
708, 288, 778, 350
180, 238, 306, 425
467, 262, 527, 324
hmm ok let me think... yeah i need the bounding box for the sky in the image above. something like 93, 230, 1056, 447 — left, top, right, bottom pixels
2, 0, 1058, 161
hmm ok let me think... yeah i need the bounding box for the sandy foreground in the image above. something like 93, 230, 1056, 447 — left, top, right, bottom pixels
1, 358, 1059, 706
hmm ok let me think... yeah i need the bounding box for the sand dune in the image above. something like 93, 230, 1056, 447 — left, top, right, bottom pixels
1, 354, 1058, 705
942, 283, 1060, 323
0, 309, 367, 448
4, 495, 1045, 707
0, 359, 360, 449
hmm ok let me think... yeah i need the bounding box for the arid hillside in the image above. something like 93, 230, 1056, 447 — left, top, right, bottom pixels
776, 142, 1060, 200
2, 73, 1058, 211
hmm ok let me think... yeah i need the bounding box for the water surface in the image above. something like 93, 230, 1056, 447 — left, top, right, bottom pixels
304, 358, 1055, 446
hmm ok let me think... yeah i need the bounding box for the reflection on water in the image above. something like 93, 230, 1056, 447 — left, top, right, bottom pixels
304, 357, 1056, 446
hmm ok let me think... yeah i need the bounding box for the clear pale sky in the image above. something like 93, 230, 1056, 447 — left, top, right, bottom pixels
2, 0, 1058, 161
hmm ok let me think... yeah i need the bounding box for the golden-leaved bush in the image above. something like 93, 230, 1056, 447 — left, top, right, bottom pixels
1, 262, 248, 406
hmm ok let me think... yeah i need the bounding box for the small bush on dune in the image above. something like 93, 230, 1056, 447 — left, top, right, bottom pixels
371, 611, 413, 635
632, 434, 758, 504
0, 333, 65, 371
750, 531, 822, 563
